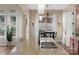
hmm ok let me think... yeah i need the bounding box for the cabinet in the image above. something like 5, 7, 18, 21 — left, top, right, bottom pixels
75, 5, 79, 36
68, 5, 79, 55
70, 37, 79, 55
63, 5, 79, 55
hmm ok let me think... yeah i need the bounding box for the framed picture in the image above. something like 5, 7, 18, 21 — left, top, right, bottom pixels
39, 16, 53, 23
47, 17, 53, 23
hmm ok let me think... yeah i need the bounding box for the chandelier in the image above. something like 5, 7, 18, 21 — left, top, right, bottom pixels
45, 5, 50, 20
38, 4, 52, 22
38, 4, 49, 16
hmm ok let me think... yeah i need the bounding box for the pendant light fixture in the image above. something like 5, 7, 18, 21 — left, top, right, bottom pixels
45, 5, 51, 22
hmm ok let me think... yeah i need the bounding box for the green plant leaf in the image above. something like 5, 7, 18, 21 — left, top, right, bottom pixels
6, 26, 14, 42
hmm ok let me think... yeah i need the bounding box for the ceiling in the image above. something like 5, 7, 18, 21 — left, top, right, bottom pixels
25, 4, 76, 10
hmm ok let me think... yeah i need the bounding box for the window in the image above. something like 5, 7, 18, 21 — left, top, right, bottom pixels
0, 15, 5, 36
0, 28, 5, 36
0, 12, 17, 38
10, 15, 16, 36
10, 15, 16, 25
0, 15, 5, 25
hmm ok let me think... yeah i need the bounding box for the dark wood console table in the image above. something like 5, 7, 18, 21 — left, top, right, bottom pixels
38, 30, 57, 45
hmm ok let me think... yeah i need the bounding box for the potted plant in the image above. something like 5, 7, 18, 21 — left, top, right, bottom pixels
6, 26, 14, 47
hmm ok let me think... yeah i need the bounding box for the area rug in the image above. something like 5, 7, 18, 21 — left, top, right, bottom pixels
41, 42, 57, 49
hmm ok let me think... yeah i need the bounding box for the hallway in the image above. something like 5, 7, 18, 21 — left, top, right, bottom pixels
0, 4, 79, 55
16, 39, 68, 55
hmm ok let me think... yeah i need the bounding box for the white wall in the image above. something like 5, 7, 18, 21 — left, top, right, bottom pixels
35, 15, 39, 48
62, 11, 75, 47
19, 4, 30, 40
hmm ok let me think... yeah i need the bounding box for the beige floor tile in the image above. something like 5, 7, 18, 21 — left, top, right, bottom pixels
16, 40, 69, 55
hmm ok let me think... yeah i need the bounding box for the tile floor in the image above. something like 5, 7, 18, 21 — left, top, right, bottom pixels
16, 40, 69, 55
0, 46, 13, 55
